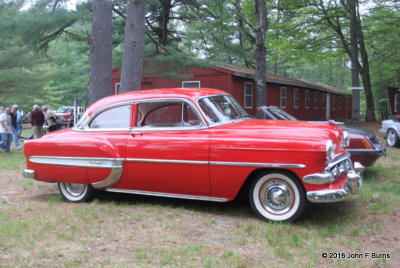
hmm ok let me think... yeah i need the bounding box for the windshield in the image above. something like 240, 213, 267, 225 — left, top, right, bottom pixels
263, 107, 297, 121
57, 107, 72, 113
198, 95, 250, 124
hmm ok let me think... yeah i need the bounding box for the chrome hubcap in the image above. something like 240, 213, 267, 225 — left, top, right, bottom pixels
260, 181, 293, 213
65, 183, 86, 197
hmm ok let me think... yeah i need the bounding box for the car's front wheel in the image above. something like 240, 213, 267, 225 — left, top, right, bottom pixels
58, 182, 95, 202
386, 129, 400, 147
249, 171, 306, 222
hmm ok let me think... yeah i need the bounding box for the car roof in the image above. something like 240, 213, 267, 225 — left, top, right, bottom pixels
87, 88, 227, 115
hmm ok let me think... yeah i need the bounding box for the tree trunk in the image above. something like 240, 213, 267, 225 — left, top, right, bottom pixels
89, 0, 112, 104
356, 10, 376, 121
349, 0, 361, 126
120, 0, 148, 92
158, 0, 172, 46
254, 0, 268, 118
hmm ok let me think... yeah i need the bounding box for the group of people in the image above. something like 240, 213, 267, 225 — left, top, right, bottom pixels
0, 104, 59, 153
31, 105, 59, 138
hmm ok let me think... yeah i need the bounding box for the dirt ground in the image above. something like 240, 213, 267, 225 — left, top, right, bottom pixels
1, 122, 399, 267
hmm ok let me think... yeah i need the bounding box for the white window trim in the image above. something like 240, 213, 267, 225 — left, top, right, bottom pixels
244, 82, 253, 109
305, 90, 310, 109
294, 88, 299, 108
115, 83, 121, 94
182, 81, 200, 88
280, 87, 287, 108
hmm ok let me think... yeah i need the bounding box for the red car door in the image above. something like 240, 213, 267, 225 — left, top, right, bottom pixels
125, 100, 211, 194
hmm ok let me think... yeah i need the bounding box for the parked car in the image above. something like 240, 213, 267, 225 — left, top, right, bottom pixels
379, 115, 400, 147
23, 88, 364, 222
55, 106, 86, 127
258, 106, 385, 167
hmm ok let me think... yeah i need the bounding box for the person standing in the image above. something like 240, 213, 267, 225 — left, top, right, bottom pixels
10, 105, 22, 149
42, 106, 59, 132
30, 104, 45, 139
0, 107, 13, 152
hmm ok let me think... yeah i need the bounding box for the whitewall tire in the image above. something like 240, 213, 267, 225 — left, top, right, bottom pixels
249, 171, 306, 222
58, 182, 95, 202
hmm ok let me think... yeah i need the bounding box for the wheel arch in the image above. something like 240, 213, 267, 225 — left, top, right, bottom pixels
234, 168, 305, 201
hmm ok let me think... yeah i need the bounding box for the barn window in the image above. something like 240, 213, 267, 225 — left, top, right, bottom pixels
346, 96, 350, 109
322, 93, 327, 109
333, 95, 337, 110
244, 83, 253, 108
115, 83, 121, 94
294, 88, 299, 108
280, 87, 287, 108
395, 93, 399, 112
314, 92, 319, 109
182, 81, 200, 88
305, 90, 310, 109
338, 96, 342, 109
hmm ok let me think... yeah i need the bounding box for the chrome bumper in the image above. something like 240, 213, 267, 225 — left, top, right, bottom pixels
23, 169, 35, 179
306, 162, 364, 203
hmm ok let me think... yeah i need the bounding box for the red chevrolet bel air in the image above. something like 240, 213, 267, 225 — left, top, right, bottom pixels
23, 88, 364, 222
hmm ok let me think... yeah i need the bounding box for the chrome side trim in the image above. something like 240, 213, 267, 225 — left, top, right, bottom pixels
106, 188, 228, 202
126, 158, 208, 165
23, 169, 35, 179
91, 168, 123, 189
29, 156, 124, 169
126, 158, 306, 169
210, 161, 306, 169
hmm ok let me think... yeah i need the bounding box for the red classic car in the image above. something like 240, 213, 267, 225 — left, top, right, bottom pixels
23, 88, 364, 222
258, 106, 385, 167
55, 106, 86, 127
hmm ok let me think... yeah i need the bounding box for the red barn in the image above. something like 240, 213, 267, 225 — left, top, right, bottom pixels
388, 87, 400, 115
111, 63, 351, 121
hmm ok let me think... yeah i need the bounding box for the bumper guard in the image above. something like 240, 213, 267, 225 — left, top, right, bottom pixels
306, 162, 364, 203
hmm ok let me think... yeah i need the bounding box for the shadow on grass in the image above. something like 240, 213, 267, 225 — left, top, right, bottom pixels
74, 189, 361, 226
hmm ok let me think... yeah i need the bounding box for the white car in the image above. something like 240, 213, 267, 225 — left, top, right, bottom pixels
380, 115, 400, 147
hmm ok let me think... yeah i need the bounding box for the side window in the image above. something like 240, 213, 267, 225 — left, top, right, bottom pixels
137, 101, 201, 128
182, 81, 200, 88
294, 88, 299, 108
305, 90, 310, 109
89, 105, 131, 129
244, 82, 253, 108
280, 87, 287, 108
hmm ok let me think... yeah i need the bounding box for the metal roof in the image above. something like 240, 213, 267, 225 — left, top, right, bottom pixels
218, 63, 350, 95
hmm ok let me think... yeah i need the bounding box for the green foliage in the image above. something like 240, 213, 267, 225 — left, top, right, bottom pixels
0, 0, 89, 111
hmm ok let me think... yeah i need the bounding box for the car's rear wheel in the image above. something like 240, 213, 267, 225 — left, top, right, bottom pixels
58, 182, 95, 202
386, 129, 400, 147
249, 171, 306, 222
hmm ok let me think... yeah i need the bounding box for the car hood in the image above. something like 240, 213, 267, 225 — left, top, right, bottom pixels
212, 119, 344, 153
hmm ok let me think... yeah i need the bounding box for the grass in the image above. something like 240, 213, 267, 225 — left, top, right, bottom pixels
0, 141, 399, 267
